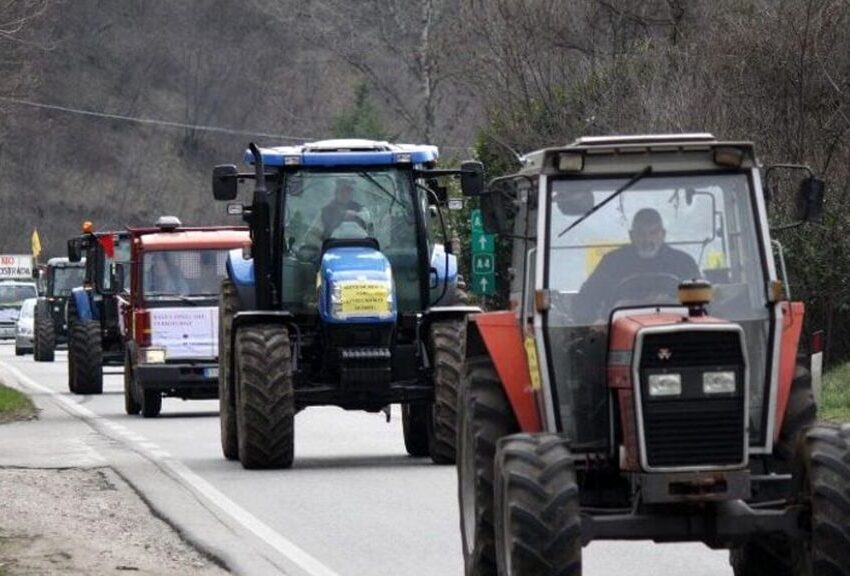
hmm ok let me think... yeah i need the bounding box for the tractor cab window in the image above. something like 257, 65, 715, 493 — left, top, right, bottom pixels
281, 168, 420, 313
142, 250, 228, 301
49, 266, 86, 296
544, 173, 771, 445
100, 236, 131, 292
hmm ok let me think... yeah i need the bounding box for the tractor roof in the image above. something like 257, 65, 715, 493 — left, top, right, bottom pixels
246, 138, 439, 168
136, 228, 249, 251
517, 133, 758, 176
47, 257, 84, 268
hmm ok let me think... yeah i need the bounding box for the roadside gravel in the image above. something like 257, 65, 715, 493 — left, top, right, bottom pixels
0, 465, 231, 575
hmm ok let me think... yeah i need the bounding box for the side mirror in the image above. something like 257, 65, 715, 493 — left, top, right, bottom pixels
212, 165, 239, 201
67, 238, 83, 262
460, 161, 484, 197
797, 176, 825, 223
32, 267, 40, 279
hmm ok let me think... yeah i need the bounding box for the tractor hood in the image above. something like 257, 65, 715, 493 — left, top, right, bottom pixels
318, 246, 396, 324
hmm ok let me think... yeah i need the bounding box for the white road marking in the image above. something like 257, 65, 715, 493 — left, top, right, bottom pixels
2, 361, 341, 576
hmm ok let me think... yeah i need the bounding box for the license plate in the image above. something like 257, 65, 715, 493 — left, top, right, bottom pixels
204, 367, 219, 379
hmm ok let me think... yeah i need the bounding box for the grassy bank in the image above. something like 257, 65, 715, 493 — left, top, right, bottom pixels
821, 362, 850, 422
0, 384, 36, 423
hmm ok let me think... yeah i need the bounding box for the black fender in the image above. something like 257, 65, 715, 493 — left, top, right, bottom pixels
421, 305, 483, 357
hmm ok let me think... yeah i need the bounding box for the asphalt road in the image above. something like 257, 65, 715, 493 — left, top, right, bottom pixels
1, 343, 734, 576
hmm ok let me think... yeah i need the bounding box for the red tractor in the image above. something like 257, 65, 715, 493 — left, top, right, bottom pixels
122, 217, 249, 417
457, 134, 844, 575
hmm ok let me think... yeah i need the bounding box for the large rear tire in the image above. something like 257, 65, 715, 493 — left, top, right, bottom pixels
33, 301, 55, 362
402, 403, 430, 457
494, 433, 581, 576
458, 355, 519, 576
791, 423, 850, 574
235, 324, 294, 469
123, 351, 140, 415
219, 279, 239, 461
70, 321, 103, 395
730, 366, 816, 576
428, 319, 465, 464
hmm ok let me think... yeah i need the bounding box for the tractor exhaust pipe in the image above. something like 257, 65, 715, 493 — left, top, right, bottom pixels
248, 143, 273, 310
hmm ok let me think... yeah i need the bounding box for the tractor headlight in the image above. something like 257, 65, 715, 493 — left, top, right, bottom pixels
143, 348, 166, 364
648, 373, 682, 397
703, 371, 736, 394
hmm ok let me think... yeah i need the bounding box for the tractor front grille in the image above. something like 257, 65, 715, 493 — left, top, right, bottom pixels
638, 329, 746, 470
642, 397, 745, 468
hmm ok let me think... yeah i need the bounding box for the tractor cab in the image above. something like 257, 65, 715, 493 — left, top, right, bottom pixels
457, 134, 840, 575
212, 139, 484, 468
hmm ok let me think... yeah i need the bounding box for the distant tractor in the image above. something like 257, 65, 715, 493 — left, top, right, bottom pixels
65, 222, 131, 394
211, 139, 483, 468
33, 257, 86, 362
455, 134, 843, 575
122, 217, 249, 417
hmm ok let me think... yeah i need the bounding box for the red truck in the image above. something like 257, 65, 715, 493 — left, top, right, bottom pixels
122, 217, 249, 417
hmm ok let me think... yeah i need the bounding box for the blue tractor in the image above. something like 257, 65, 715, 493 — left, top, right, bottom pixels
66, 225, 131, 394
212, 139, 484, 468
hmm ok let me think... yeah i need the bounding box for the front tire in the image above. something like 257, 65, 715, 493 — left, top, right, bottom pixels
428, 319, 466, 464
402, 403, 429, 457
494, 434, 581, 576
458, 355, 519, 576
70, 321, 103, 394
123, 351, 140, 415
730, 366, 816, 576
33, 301, 55, 362
235, 324, 294, 469
141, 389, 162, 418
791, 423, 850, 574
219, 279, 239, 460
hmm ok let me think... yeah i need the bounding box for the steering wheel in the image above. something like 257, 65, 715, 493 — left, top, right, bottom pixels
602, 272, 682, 312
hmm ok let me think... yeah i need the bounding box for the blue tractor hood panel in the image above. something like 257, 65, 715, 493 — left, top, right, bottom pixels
226, 248, 255, 286
70, 286, 96, 321
245, 139, 439, 168
319, 246, 397, 325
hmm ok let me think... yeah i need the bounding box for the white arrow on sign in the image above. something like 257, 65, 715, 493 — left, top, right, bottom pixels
478, 235, 487, 250
479, 276, 488, 292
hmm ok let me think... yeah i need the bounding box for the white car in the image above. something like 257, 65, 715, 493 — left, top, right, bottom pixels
15, 298, 36, 356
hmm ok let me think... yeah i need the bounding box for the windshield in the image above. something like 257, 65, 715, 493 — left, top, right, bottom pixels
545, 173, 771, 445
281, 168, 421, 313
100, 235, 131, 292
143, 249, 229, 300
50, 267, 85, 296
0, 284, 37, 305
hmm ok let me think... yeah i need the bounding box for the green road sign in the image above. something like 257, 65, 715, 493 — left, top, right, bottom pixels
471, 231, 494, 253
471, 273, 495, 295
470, 209, 483, 231
472, 253, 494, 274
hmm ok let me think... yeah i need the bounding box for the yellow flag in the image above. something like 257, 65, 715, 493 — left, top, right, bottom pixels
31, 229, 42, 258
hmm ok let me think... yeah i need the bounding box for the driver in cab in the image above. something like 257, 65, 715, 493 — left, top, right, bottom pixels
304, 178, 372, 245
576, 208, 700, 321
